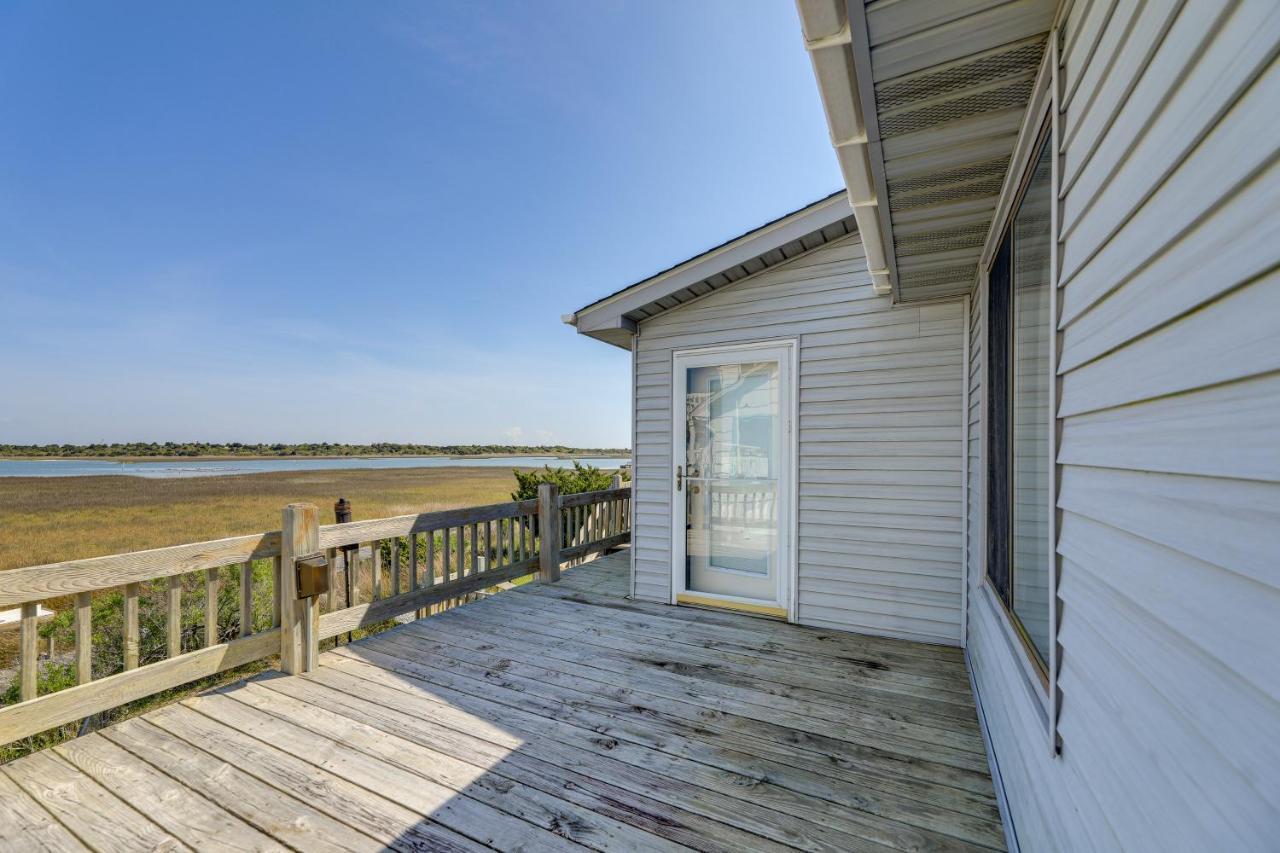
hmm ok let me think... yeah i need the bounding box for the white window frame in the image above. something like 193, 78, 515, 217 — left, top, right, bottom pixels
975, 29, 1063, 756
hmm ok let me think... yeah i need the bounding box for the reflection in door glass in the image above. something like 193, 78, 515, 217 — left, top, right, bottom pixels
685, 362, 779, 595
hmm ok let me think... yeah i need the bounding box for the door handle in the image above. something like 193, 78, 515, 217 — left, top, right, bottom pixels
675, 465, 683, 491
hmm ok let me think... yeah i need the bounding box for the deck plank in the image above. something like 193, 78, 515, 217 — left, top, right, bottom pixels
356, 626, 1001, 822
2, 750, 185, 852
208, 681, 678, 852
250, 672, 785, 853
391, 604, 989, 765
338, 634, 1004, 849
0, 551, 1005, 851
469, 590, 978, 713
0, 770, 89, 852
301, 659, 894, 853
502, 581, 975, 698
53, 733, 285, 852
100, 717, 388, 853
143, 703, 487, 853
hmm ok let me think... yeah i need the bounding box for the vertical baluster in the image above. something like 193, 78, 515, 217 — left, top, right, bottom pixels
240, 560, 254, 638
167, 575, 183, 658
444, 528, 452, 580
391, 537, 401, 596
501, 518, 510, 567
124, 582, 140, 671
75, 592, 92, 685
371, 540, 382, 601
470, 522, 478, 576
272, 556, 282, 628
350, 545, 361, 607
205, 567, 221, 648
410, 533, 420, 592
326, 548, 339, 613
19, 602, 38, 701
428, 533, 435, 588
484, 521, 493, 568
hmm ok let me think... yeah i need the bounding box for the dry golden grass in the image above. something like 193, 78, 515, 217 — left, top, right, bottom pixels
0, 466, 530, 572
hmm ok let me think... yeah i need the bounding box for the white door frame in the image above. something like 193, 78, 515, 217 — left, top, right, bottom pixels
670, 339, 798, 621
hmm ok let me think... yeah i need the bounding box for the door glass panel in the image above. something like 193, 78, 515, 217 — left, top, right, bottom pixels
685, 360, 779, 601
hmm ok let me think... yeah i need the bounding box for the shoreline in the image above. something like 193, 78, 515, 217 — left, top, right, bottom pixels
0, 452, 630, 464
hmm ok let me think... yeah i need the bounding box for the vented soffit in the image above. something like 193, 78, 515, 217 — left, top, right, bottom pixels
797, 0, 1055, 303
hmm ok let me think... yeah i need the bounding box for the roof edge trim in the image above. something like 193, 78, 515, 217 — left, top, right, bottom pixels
568, 191, 853, 343
798, 0, 896, 298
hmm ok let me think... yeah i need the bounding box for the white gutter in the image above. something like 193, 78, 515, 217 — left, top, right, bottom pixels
797, 0, 894, 297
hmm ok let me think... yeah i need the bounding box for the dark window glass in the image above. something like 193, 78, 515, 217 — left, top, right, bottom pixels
987, 132, 1053, 671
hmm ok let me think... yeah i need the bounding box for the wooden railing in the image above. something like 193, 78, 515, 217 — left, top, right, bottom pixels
0, 480, 629, 747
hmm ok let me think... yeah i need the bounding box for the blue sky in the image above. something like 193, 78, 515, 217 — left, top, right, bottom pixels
0, 1, 840, 447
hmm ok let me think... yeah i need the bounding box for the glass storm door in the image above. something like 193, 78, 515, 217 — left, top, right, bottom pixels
674, 343, 792, 614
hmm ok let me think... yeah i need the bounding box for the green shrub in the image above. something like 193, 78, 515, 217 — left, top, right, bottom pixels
511, 461, 628, 501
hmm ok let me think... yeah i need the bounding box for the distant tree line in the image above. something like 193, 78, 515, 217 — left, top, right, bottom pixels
0, 442, 630, 459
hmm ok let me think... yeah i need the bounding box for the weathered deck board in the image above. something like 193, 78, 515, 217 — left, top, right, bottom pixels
0, 550, 1005, 851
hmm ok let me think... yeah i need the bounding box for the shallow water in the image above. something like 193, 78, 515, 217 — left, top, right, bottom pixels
0, 455, 630, 479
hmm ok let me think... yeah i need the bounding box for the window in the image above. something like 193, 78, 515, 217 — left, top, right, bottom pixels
987, 131, 1053, 674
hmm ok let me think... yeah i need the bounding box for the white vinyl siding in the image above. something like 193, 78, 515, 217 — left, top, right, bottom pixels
967, 1, 1280, 850
631, 233, 967, 645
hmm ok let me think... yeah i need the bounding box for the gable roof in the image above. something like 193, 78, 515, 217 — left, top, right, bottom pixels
565, 191, 856, 348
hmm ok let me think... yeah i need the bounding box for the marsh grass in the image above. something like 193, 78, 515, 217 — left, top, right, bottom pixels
0, 465, 551, 760
0, 465, 526, 572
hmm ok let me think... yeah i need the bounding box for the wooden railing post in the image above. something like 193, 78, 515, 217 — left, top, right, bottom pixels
280, 503, 319, 674
537, 483, 561, 582
611, 474, 623, 490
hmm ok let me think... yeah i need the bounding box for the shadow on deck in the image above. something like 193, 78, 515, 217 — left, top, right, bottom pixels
0, 551, 1005, 852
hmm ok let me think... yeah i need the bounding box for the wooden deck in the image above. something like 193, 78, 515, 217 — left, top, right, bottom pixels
0, 551, 1005, 852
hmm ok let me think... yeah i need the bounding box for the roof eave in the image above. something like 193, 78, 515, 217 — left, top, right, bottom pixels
797, 0, 896, 299
567, 192, 854, 349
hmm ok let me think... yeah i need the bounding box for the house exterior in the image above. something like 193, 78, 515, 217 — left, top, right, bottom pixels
566, 2, 1280, 851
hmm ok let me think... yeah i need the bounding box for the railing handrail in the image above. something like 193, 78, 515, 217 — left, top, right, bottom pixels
0, 482, 630, 748
0, 531, 282, 609
317, 497, 540, 550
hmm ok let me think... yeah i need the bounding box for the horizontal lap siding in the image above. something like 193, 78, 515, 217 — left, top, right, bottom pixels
631, 233, 966, 644
968, 2, 1280, 849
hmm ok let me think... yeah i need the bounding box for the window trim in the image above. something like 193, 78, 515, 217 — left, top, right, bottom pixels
985, 121, 1053, 689
976, 28, 1063, 756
